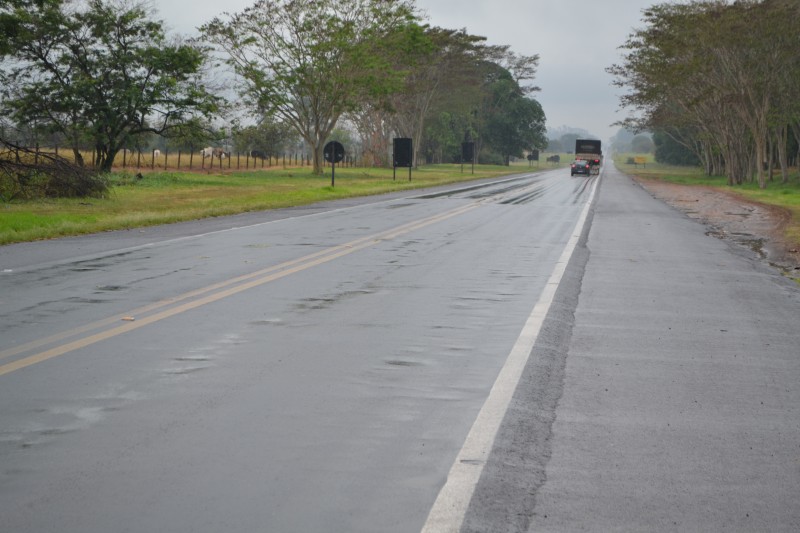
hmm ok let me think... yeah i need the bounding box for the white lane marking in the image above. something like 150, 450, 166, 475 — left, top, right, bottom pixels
421, 174, 600, 532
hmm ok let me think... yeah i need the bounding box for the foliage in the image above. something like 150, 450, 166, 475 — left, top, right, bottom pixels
608, 0, 800, 188
653, 130, 700, 166
232, 118, 296, 156
0, 0, 220, 173
0, 139, 107, 201
480, 66, 546, 164
630, 134, 654, 154
546, 138, 563, 153
0, 163, 527, 244
379, 27, 484, 168
202, 0, 424, 175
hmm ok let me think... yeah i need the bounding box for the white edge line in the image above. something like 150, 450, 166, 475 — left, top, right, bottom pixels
420, 174, 600, 533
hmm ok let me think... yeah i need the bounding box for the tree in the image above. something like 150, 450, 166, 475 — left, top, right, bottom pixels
560, 133, 581, 154
232, 118, 295, 157
0, 0, 220, 172
480, 65, 546, 164
608, 0, 800, 187
653, 129, 700, 166
630, 134, 654, 153
546, 138, 563, 153
202, 0, 423, 175
385, 27, 486, 168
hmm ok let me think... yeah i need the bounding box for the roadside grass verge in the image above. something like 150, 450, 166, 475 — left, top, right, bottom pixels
0, 164, 527, 245
614, 153, 800, 252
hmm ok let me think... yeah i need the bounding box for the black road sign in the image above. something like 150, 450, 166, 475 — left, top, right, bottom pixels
323, 141, 345, 164
393, 138, 413, 168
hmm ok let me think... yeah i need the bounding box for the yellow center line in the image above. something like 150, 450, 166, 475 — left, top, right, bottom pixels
0, 202, 479, 377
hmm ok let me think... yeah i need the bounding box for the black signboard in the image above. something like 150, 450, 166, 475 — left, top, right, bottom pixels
461, 142, 475, 162
394, 138, 413, 168
323, 141, 345, 164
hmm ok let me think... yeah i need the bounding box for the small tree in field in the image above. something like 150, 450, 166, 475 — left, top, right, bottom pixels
202, 0, 424, 175
0, 0, 220, 172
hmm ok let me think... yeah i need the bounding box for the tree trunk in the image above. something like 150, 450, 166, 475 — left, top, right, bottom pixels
775, 124, 790, 184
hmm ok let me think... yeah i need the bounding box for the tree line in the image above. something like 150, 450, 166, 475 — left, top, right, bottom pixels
0, 0, 547, 188
608, 0, 800, 187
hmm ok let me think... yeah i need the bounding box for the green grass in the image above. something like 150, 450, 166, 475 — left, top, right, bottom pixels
0, 164, 528, 245
613, 152, 800, 254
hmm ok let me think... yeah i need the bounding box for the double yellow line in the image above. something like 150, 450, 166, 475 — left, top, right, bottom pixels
0, 202, 479, 378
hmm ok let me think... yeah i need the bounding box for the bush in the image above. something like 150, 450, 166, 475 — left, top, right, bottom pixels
0, 141, 108, 201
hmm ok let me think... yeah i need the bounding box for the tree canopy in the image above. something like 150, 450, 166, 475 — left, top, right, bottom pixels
202, 0, 426, 174
0, 0, 220, 172
1, 0, 548, 185
608, 0, 800, 187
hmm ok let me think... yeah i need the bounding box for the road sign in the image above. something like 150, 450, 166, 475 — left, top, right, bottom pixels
323, 141, 345, 164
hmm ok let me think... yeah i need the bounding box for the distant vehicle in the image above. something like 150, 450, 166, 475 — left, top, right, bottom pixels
571, 160, 591, 176
575, 139, 602, 175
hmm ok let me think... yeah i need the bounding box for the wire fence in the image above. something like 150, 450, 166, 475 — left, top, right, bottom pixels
1, 144, 361, 171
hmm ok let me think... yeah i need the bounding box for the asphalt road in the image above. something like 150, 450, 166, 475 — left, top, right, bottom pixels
1, 162, 799, 532
1, 167, 594, 532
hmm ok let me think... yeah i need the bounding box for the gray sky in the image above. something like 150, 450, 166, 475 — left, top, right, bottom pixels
153, 0, 662, 144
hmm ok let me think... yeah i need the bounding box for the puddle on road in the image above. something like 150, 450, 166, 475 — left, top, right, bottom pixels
163, 365, 212, 376
174, 355, 213, 362
249, 318, 284, 326
385, 359, 424, 367
66, 297, 110, 304
707, 229, 766, 258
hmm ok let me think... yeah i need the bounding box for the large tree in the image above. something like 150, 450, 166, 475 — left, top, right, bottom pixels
0, 0, 219, 172
480, 64, 546, 165
202, 0, 424, 175
386, 27, 487, 167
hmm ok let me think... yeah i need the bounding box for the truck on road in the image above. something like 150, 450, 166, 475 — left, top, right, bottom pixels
574, 139, 602, 175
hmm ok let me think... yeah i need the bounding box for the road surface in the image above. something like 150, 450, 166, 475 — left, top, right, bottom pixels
1, 162, 798, 532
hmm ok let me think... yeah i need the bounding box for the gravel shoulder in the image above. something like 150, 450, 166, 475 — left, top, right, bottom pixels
628, 174, 800, 277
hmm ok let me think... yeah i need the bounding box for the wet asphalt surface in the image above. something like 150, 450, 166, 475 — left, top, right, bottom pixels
463, 164, 800, 532
1, 168, 594, 532
2, 162, 799, 532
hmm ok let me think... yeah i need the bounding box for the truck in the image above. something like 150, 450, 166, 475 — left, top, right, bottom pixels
574, 139, 602, 175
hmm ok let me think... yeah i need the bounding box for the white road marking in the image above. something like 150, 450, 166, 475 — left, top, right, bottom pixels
421, 174, 600, 532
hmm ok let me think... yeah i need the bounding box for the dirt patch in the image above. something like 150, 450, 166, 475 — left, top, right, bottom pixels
630, 175, 800, 276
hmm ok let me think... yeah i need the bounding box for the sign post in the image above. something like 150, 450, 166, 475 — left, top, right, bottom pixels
323, 141, 345, 187
461, 142, 475, 174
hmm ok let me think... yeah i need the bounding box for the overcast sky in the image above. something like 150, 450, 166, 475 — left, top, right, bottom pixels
152, 0, 665, 144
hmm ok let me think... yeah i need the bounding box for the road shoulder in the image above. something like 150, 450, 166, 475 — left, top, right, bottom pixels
463, 163, 800, 531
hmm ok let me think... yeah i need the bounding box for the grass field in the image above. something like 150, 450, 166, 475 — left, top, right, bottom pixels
613, 153, 800, 250
0, 163, 533, 245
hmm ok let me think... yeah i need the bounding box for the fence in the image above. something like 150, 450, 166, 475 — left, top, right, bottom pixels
2, 144, 361, 171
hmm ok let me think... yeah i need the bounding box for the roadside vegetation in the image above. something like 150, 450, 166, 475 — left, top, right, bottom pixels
0, 164, 526, 245
0, 0, 547, 193
609, 0, 800, 189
